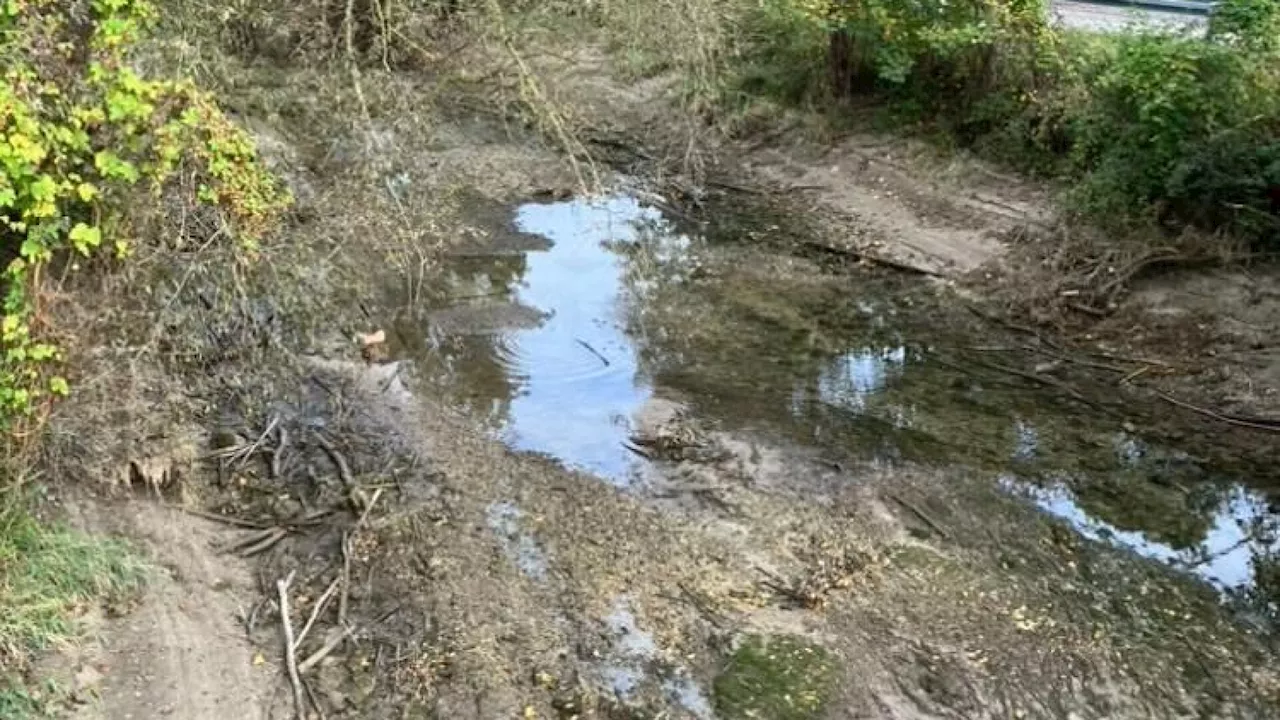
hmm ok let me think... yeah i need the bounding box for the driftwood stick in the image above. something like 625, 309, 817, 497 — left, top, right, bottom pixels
886, 492, 950, 539
237, 528, 288, 558
339, 534, 352, 628
271, 426, 289, 480
574, 338, 611, 367
356, 487, 385, 530
316, 435, 357, 490
276, 571, 306, 719
1155, 391, 1280, 432
237, 415, 280, 471
302, 678, 327, 720
299, 625, 356, 674
220, 528, 279, 555
294, 576, 342, 652
167, 504, 270, 530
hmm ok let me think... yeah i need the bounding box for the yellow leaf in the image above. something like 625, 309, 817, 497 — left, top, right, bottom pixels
252, 651, 266, 666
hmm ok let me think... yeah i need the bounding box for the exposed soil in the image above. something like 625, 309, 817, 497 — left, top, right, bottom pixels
25, 24, 1280, 720
38, 497, 275, 719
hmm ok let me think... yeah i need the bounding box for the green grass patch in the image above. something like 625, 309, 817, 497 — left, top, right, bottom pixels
0, 507, 147, 665
0, 680, 58, 720
713, 634, 837, 720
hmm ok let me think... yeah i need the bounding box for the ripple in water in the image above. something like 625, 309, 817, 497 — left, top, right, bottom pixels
497, 196, 672, 482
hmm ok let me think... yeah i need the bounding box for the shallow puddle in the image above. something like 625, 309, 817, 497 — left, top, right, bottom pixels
1005, 477, 1278, 592
400, 191, 1278, 615
601, 598, 714, 717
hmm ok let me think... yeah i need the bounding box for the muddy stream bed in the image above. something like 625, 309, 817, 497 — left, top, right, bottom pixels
63, 175, 1280, 719
292, 185, 1280, 717
397, 192, 1278, 605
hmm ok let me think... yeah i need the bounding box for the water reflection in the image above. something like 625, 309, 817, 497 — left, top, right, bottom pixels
497, 197, 666, 481
407, 191, 1278, 609
813, 346, 908, 415
1005, 476, 1279, 593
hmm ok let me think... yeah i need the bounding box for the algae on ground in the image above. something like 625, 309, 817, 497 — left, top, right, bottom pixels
713, 634, 836, 720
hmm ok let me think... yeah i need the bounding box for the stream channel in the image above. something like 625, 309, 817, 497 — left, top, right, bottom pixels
384, 189, 1279, 626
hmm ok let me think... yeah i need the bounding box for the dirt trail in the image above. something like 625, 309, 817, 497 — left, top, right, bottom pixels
744, 136, 1049, 276
42, 499, 276, 719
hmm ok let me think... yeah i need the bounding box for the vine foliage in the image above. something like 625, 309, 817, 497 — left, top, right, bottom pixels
0, 0, 290, 427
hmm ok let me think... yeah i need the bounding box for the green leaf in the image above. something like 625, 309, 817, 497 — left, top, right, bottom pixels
28, 343, 57, 361
68, 223, 103, 255
19, 238, 44, 261
49, 377, 70, 397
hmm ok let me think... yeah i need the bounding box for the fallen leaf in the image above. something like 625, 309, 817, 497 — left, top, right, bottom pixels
252, 651, 266, 666
357, 329, 386, 347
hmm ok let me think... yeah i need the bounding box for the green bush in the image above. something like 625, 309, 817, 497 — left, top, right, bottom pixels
1067, 28, 1280, 233
731, 0, 1280, 246
0, 0, 290, 430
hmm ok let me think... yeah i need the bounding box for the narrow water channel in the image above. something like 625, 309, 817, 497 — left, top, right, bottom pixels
397, 192, 1278, 621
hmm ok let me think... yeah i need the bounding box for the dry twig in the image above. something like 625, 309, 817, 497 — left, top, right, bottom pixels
277, 571, 306, 719
886, 492, 950, 539
299, 625, 357, 674
295, 576, 343, 652
1154, 391, 1280, 432
316, 434, 356, 490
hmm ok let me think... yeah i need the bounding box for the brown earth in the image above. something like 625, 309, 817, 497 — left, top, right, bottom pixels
24, 23, 1280, 720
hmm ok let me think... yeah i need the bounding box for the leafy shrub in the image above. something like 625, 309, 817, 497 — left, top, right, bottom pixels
1067, 29, 1279, 232
0, 0, 290, 429
731, 0, 1280, 246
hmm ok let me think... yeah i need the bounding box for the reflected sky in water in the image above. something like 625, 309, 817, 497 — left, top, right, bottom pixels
814, 346, 907, 414
415, 192, 1277, 603
497, 197, 664, 482
1002, 422, 1279, 594
1007, 478, 1278, 590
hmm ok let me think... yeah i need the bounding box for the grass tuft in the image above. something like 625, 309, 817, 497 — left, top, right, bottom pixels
0, 505, 147, 668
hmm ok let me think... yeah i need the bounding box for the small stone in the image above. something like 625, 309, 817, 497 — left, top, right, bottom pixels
72, 665, 104, 695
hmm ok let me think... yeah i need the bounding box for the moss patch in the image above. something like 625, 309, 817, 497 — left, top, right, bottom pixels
713, 634, 837, 720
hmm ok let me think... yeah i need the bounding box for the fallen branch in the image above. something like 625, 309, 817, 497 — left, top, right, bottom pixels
277, 571, 306, 720
355, 487, 385, 530
964, 304, 1063, 351
966, 356, 1110, 413
237, 416, 280, 471
1090, 350, 1174, 369
167, 504, 270, 530
886, 492, 950, 539
574, 338, 611, 367
316, 435, 356, 490
1118, 365, 1151, 385
239, 530, 288, 558
800, 240, 944, 277
271, 426, 289, 480
294, 576, 342, 652
299, 625, 357, 674
753, 565, 803, 604
674, 581, 728, 629
1022, 344, 1127, 374
339, 534, 352, 628
220, 527, 285, 556
1154, 391, 1280, 432
621, 440, 653, 459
